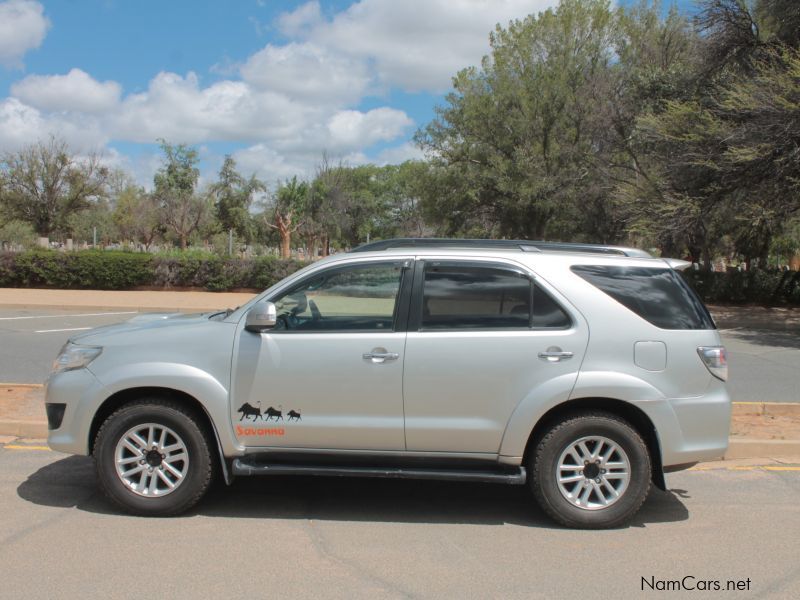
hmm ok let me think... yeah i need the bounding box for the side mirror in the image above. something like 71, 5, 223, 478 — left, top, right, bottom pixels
245, 302, 277, 333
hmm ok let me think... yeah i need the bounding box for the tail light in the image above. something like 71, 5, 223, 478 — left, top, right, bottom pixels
697, 346, 727, 381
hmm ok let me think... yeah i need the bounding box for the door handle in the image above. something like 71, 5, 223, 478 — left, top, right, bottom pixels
363, 349, 400, 363
538, 350, 574, 362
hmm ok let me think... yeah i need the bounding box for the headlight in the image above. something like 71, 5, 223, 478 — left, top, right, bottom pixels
52, 342, 102, 374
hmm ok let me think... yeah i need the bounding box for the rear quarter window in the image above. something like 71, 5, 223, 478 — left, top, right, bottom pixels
571, 265, 715, 330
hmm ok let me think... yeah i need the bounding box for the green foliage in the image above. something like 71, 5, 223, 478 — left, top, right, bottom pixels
0, 137, 109, 237
210, 156, 264, 242
3, 250, 154, 289
0, 250, 305, 292
683, 269, 800, 305
113, 185, 163, 250
0, 220, 37, 249
153, 141, 208, 249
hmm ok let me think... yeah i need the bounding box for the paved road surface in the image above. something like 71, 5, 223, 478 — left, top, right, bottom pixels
0, 443, 797, 599
0, 308, 797, 403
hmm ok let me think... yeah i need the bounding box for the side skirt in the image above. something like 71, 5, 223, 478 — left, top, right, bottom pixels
231, 458, 527, 485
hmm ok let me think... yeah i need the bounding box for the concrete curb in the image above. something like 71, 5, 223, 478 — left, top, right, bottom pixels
1, 420, 47, 438
732, 402, 800, 417
725, 439, 800, 460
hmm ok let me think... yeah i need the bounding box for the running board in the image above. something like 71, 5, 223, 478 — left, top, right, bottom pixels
231, 459, 526, 485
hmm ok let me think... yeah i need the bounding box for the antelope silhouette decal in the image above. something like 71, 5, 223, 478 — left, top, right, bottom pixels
264, 405, 283, 421
237, 401, 262, 421
287, 409, 301, 422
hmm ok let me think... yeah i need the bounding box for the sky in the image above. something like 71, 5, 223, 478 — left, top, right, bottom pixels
0, 0, 698, 189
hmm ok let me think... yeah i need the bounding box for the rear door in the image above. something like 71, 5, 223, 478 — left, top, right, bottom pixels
402, 259, 589, 454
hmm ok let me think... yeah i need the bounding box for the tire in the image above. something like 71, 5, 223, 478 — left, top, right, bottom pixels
93, 399, 214, 516
528, 411, 651, 529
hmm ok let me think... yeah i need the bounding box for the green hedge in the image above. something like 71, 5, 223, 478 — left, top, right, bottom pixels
0, 250, 307, 292
682, 269, 800, 306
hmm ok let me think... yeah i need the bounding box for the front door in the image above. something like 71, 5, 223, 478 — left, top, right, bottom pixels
230, 259, 411, 450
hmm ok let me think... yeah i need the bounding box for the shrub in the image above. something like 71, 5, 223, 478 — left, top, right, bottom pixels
0, 250, 307, 292
681, 269, 800, 306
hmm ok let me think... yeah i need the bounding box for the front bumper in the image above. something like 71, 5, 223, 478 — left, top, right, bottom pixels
45, 368, 108, 455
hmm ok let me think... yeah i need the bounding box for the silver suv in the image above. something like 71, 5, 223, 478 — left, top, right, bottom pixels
45, 239, 730, 528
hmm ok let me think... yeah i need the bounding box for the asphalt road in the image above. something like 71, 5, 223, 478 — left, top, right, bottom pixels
0, 444, 797, 599
0, 308, 797, 403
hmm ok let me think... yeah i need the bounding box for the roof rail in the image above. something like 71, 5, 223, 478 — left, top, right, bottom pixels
350, 238, 652, 258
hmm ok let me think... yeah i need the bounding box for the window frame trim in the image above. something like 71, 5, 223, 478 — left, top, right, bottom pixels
409, 259, 572, 333
264, 259, 414, 334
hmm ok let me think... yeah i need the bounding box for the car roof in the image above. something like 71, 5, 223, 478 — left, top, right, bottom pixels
328, 239, 685, 270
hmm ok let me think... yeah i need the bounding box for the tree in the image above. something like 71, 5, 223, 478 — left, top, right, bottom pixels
266, 176, 308, 258
113, 185, 163, 250
618, 0, 800, 266
66, 198, 116, 246
153, 141, 207, 249
210, 156, 264, 242
0, 137, 109, 239
417, 0, 620, 240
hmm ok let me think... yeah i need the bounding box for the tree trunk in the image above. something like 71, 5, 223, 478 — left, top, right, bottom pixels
702, 247, 712, 271
180, 234, 188, 250
280, 231, 291, 258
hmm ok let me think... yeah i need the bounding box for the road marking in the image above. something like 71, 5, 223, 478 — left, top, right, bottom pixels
3, 445, 51, 451
691, 465, 800, 472
0, 383, 43, 388
0, 311, 137, 321
34, 327, 93, 334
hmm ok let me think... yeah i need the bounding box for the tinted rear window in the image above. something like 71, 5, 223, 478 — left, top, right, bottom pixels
571, 265, 715, 330
422, 265, 531, 329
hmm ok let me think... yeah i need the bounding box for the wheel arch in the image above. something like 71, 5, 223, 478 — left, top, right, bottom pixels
88, 386, 233, 484
522, 397, 666, 491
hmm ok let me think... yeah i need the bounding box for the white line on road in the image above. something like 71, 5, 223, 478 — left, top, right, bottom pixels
34, 327, 93, 333
0, 311, 137, 321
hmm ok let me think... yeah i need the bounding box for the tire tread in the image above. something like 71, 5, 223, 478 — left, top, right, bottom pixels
93, 398, 214, 516
530, 410, 651, 529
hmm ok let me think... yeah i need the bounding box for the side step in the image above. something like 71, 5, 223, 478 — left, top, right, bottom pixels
231, 459, 526, 485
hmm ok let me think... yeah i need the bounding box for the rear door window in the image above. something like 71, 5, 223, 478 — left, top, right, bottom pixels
571, 265, 715, 330
418, 263, 571, 330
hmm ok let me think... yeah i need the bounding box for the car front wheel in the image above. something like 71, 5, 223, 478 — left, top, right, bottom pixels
93, 400, 213, 516
529, 411, 651, 529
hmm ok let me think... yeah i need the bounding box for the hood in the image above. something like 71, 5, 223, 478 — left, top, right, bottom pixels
69, 311, 215, 345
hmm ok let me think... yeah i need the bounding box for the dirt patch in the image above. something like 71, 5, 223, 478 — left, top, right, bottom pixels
731, 413, 800, 440
0, 386, 45, 421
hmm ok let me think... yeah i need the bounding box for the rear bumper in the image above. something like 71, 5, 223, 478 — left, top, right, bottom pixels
645, 381, 731, 467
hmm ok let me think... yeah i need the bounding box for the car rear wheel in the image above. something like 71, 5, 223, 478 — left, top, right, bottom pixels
94, 400, 213, 516
529, 411, 651, 529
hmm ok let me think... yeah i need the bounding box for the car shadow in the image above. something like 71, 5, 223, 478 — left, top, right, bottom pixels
18, 456, 689, 528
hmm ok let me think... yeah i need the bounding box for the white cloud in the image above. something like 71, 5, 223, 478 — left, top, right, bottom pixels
233, 143, 311, 184
0, 0, 49, 68
376, 141, 424, 165
276, 1, 322, 37
327, 107, 412, 149
0, 97, 108, 152
0, 0, 556, 182
113, 71, 329, 144
11, 68, 122, 113
241, 42, 370, 104
288, 0, 556, 92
